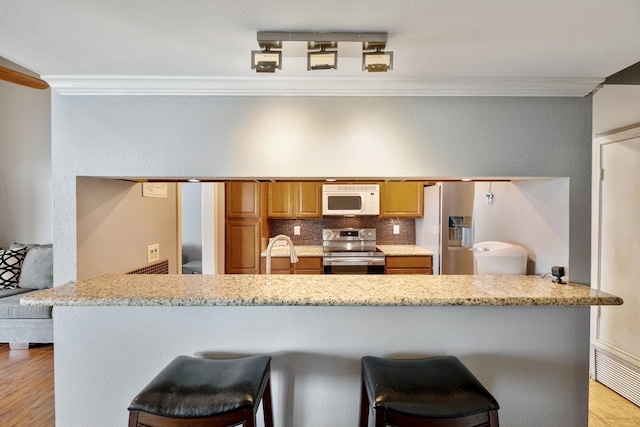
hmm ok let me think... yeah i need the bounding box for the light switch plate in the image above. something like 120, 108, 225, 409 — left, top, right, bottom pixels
147, 243, 160, 263
393, 224, 400, 234
294, 226, 301, 235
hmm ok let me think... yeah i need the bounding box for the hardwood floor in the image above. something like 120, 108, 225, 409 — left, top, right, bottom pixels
589, 378, 640, 426
0, 344, 54, 426
1, 343, 639, 426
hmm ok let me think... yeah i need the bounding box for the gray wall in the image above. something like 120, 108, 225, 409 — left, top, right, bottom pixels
51, 95, 592, 282
0, 81, 52, 249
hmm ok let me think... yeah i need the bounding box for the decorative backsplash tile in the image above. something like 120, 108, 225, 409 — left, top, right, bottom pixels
269, 218, 415, 245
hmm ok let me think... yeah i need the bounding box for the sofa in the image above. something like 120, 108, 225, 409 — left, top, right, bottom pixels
0, 243, 53, 350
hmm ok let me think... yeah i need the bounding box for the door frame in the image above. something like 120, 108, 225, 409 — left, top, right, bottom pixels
590, 122, 640, 376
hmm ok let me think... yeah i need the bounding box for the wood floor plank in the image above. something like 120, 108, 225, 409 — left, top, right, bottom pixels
0, 344, 54, 426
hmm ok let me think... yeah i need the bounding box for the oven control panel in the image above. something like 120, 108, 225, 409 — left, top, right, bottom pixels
322, 228, 376, 242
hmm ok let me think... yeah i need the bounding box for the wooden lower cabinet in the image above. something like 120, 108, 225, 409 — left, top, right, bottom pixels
293, 257, 323, 274
385, 256, 433, 275
260, 256, 323, 274
225, 220, 262, 274
260, 257, 292, 274
225, 182, 269, 274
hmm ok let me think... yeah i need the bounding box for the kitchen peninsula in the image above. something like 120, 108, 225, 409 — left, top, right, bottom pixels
23, 274, 621, 427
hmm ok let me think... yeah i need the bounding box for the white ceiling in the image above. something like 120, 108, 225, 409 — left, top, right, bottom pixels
1, 0, 640, 96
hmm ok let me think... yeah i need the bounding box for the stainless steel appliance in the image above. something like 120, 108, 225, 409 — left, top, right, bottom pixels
416, 182, 475, 275
322, 228, 385, 274
322, 184, 380, 216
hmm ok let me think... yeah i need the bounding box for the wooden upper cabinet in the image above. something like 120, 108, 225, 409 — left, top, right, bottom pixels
294, 182, 322, 218
226, 181, 261, 218
268, 182, 322, 218
380, 182, 424, 218
268, 182, 294, 218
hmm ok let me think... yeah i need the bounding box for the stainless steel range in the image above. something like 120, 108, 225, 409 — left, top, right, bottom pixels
322, 228, 385, 274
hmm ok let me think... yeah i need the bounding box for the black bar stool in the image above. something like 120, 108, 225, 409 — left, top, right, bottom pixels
359, 355, 499, 427
128, 354, 273, 427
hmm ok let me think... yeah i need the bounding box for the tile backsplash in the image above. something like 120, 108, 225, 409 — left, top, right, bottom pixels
269, 217, 416, 245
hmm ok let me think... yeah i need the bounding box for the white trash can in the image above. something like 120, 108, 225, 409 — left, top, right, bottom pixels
473, 241, 528, 275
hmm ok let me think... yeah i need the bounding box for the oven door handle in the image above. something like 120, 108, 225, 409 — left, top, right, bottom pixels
326, 258, 368, 266
324, 257, 386, 266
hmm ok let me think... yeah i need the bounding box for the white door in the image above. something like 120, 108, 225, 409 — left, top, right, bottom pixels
592, 132, 640, 406
597, 137, 640, 356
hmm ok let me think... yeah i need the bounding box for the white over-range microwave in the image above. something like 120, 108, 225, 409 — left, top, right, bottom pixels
322, 184, 380, 216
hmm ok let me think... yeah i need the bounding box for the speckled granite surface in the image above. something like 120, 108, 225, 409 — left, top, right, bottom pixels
21, 274, 622, 307
377, 245, 434, 256
261, 245, 433, 257
261, 245, 323, 257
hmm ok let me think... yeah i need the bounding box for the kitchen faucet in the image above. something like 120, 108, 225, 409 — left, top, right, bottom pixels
265, 235, 299, 275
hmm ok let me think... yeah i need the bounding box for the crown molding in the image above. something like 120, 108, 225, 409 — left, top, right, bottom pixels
42, 75, 603, 97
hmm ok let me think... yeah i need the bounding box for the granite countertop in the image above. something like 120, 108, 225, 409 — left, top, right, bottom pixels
21, 274, 622, 307
261, 245, 433, 257
377, 245, 434, 256
261, 245, 323, 257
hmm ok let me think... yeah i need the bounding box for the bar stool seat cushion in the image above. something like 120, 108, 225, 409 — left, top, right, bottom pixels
362, 355, 499, 418
128, 355, 271, 419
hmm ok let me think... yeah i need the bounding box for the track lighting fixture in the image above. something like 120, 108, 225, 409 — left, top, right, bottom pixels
252, 32, 392, 73
362, 46, 393, 72
251, 46, 282, 73
307, 42, 338, 71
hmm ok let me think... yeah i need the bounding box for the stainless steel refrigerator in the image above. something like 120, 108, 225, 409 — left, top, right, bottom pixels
416, 182, 475, 275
